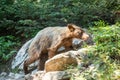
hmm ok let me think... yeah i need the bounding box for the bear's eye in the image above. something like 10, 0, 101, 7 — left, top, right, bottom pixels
77, 32, 81, 35
78, 31, 83, 36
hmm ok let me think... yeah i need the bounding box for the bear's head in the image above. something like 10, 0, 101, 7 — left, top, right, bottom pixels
67, 24, 89, 41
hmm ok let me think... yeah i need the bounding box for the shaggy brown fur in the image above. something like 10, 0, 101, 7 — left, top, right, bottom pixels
23, 24, 89, 74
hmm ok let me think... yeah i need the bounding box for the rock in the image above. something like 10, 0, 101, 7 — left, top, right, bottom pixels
11, 39, 33, 70
42, 71, 70, 80
3, 72, 25, 80
72, 38, 83, 49
24, 46, 95, 80
114, 70, 120, 76
8, 72, 15, 78
0, 72, 7, 76
14, 73, 24, 79
58, 46, 65, 52
25, 71, 70, 80
11, 46, 94, 80
113, 70, 120, 79
84, 34, 94, 45
72, 35, 94, 50
45, 46, 95, 72
25, 46, 94, 80
25, 74, 31, 80
58, 46, 93, 65
45, 52, 78, 72
25, 71, 45, 80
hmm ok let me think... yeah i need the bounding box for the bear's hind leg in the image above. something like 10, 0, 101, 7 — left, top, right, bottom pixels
24, 54, 39, 74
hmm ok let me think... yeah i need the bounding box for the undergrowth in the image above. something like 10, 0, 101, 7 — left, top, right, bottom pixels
70, 21, 120, 80
0, 36, 20, 63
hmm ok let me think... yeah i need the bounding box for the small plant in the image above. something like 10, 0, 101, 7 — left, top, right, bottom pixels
0, 35, 20, 63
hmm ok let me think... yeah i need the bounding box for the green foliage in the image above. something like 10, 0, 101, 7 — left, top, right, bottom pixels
90, 21, 120, 59
0, 0, 120, 38
0, 36, 20, 63
70, 21, 120, 80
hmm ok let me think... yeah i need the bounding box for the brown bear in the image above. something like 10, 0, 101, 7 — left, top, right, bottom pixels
23, 24, 89, 74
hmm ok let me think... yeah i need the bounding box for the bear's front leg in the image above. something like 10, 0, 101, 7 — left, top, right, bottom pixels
38, 53, 48, 70
48, 49, 56, 59
64, 45, 73, 51
48, 40, 63, 58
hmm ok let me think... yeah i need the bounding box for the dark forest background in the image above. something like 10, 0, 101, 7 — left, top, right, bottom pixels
0, 0, 120, 63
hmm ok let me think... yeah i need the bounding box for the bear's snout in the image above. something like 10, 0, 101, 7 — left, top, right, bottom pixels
82, 33, 89, 41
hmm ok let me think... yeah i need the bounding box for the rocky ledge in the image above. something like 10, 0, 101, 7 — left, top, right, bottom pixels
0, 46, 95, 80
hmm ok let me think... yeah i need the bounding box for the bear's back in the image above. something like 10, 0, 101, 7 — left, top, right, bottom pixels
28, 27, 67, 54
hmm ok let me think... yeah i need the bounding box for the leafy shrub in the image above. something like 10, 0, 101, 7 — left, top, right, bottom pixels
70, 21, 120, 80
90, 21, 120, 59
89, 22, 120, 79
0, 0, 120, 38
0, 36, 20, 63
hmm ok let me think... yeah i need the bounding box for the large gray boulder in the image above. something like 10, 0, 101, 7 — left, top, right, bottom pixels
11, 39, 33, 70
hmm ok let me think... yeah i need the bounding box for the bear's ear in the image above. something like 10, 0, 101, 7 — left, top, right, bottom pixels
67, 24, 75, 32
